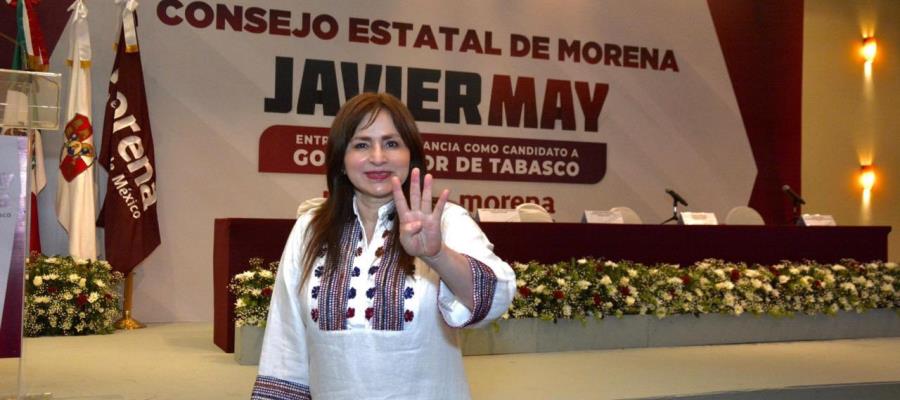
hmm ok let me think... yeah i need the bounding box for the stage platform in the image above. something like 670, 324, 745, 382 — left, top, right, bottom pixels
1, 323, 898, 399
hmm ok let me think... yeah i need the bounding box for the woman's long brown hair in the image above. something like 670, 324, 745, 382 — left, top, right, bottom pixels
299, 93, 426, 288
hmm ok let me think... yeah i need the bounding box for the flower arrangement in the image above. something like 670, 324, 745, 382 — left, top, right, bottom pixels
230, 258, 278, 328
507, 258, 899, 322
238, 256, 898, 326
24, 254, 124, 336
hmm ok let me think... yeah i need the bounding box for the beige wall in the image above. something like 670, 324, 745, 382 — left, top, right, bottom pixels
804, 0, 900, 261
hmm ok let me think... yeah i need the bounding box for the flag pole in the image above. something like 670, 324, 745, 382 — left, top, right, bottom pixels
115, 271, 145, 329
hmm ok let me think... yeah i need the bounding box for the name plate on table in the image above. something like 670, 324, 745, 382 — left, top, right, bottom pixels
801, 214, 837, 226
582, 210, 624, 224
679, 212, 718, 225
476, 208, 520, 222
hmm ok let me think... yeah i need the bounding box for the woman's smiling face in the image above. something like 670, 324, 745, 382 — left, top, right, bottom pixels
343, 110, 411, 205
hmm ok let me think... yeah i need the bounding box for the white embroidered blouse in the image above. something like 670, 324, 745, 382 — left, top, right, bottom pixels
251, 200, 516, 400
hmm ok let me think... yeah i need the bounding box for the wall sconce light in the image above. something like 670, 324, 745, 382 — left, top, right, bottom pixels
862, 37, 877, 62
859, 165, 876, 190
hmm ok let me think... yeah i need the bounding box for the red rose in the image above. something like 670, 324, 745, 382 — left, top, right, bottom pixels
76, 294, 88, 306
365, 307, 374, 320
813, 280, 823, 290
680, 275, 692, 285
346, 308, 355, 318
47, 286, 58, 294
552, 290, 564, 300
730, 269, 741, 283
618, 286, 631, 297
518, 287, 532, 297
262, 287, 273, 298
768, 266, 781, 276
593, 294, 602, 305
595, 265, 604, 274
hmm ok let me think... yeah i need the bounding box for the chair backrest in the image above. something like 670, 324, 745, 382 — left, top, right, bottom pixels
610, 206, 643, 224
516, 203, 554, 223
725, 206, 764, 225
296, 197, 327, 217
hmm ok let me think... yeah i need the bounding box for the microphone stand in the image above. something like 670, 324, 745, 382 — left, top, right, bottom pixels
791, 199, 803, 226
661, 198, 680, 225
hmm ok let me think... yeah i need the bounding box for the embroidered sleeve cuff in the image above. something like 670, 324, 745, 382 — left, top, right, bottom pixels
251, 375, 312, 400
438, 255, 498, 328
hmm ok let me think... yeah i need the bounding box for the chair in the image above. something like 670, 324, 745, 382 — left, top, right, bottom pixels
725, 206, 764, 225
610, 206, 642, 224
296, 197, 326, 217
516, 203, 553, 222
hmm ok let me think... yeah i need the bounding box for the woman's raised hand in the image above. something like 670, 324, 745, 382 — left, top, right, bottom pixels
391, 168, 451, 259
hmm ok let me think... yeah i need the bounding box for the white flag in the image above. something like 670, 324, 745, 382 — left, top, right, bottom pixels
56, 0, 97, 260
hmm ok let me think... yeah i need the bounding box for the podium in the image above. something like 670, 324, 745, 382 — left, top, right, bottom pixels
1, 68, 61, 400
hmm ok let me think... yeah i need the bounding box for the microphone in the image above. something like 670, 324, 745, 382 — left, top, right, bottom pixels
665, 189, 688, 206
782, 185, 806, 205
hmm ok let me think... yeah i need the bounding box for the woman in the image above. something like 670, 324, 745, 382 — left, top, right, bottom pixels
251, 93, 515, 399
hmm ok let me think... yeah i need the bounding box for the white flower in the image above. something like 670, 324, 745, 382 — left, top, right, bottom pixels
831, 265, 847, 272
516, 279, 526, 287
562, 305, 572, 317
600, 275, 612, 285
667, 277, 682, 285
733, 305, 744, 315
619, 277, 630, 286
556, 278, 568, 287
788, 267, 800, 275
88, 292, 100, 304
751, 279, 762, 289
625, 296, 635, 306
33, 276, 43, 286
824, 273, 836, 284
714, 269, 726, 280
884, 276, 894, 283
576, 280, 591, 290
235, 298, 246, 308
744, 270, 760, 278
715, 281, 735, 291
661, 292, 673, 301
46, 257, 59, 264
627, 269, 637, 277
251, 289, 262, 296
778, 275, 790, 284
513, 262, 528, 271
880, 283, 894, 293
63, 293, 73, 300
534, 285, 546, 294
840, 282, 857, 293
604, 261, 617, 267
78, 278, 87, 288
577, 258, 587, 264
76, 258, 89, 265
94, 279, 106, 288
724, 293, 735, 306
259, 270, 274, 278
68, 274, 80, 283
